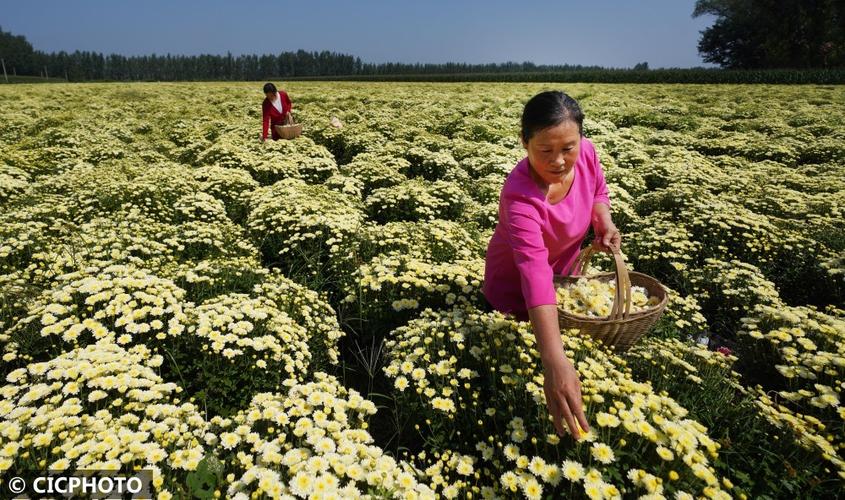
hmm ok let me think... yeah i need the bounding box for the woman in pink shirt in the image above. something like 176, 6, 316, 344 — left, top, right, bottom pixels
483, 91, 621, 441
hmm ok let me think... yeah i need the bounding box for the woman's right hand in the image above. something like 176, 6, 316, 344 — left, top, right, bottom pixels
542, 351, 590, 440
528, 304, 590, 440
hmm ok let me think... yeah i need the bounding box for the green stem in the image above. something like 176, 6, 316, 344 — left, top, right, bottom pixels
163, 344, 188, 393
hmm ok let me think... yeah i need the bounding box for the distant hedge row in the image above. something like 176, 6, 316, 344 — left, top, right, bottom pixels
286, 68, 845, 85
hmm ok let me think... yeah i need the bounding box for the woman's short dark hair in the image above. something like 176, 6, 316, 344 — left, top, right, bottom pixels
521, 91, 584, 142
263, 82, 277, 94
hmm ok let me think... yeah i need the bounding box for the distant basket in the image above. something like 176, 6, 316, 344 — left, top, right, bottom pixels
274, 114, 302, 140
554, 245, 668, 352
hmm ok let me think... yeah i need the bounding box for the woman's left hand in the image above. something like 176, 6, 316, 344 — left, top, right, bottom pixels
594, 224, 621, 253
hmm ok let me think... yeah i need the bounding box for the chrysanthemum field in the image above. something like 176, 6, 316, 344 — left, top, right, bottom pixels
0, 82, 843, 499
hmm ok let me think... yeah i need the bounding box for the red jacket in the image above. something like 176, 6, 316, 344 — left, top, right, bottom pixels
262, 90, 293, 140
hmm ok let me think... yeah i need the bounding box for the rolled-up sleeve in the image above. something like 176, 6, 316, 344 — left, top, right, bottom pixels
591, 142, 611, 207
503, 195, 557, 309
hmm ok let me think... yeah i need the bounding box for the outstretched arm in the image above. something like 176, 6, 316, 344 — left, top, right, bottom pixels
504, 196, 590, 439
529, 304, 590, 440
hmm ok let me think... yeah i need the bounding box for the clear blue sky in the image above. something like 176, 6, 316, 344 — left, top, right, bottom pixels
2, 0, 716, 68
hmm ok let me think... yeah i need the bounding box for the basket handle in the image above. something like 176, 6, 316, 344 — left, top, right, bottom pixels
565, 243, 633, 321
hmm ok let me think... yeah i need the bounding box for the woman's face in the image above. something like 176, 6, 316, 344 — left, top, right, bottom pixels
523, 120, 581, 185
265, 91, 277, 100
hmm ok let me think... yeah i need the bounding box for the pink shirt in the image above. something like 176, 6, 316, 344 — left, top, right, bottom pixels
483, 137, 611, 319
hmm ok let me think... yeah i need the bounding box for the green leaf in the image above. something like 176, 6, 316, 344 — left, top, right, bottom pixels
186, 454, 224, 499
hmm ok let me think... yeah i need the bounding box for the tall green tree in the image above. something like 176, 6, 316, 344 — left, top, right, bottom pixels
0, 26, 37, 75
693, 0, 845, 68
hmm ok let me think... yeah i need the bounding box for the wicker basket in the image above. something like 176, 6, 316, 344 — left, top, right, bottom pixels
274, 114, 302, 140
554, 245, 668, 352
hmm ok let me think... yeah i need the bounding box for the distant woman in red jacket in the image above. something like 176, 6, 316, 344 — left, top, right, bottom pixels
261, 82, 293, 142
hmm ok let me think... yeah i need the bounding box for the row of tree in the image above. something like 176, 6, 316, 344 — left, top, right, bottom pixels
1, 27, 651, 82
3, 0, 844, 83
0, 32, 362, 80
